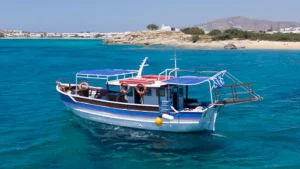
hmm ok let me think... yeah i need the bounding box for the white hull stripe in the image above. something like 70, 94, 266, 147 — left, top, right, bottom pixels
67, 104, 200, 124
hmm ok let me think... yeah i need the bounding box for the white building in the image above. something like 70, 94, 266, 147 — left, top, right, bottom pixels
4, 29, 23, 33
2, 29, 130, 38
161, 24, 172, 31
5, 32, 28, 37
77, 33, 96, 38
267, 27, 300, 34
29, 33, 44, 38
62, 33, 77, 38
62, 32, 104, 38
160, 24, 180, 31
101, 32, 127, 38
2, 30, 29, 37
46, 33, 62, 38
280, 27, 300, 34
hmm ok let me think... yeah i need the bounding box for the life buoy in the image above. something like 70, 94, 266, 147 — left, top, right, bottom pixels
120, 82, 130, 93
78, 82, 89, 91
135, 83, 146, 95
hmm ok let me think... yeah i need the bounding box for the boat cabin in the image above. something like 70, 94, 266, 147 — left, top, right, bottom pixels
107, 75, 186, 110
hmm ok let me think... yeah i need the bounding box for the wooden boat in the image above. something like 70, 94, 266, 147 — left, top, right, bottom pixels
56, 57, 262, 132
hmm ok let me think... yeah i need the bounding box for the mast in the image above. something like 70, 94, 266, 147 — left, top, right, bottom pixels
137, 57, 148, 79
170, 48, 179, 77
173, 48, 178, 77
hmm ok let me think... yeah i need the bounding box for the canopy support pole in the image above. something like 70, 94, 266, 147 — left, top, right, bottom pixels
174, 52, 177, 77
75, 74, 78, 95
185, 86, 188, 100
167, 85, 169, 101
157, 88, 161, 105
208, 81, 213, 104
106, 82, 109, 92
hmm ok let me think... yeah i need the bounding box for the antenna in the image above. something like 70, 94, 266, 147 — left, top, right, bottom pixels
174, 48, 177, 77
170, 48, 180, 77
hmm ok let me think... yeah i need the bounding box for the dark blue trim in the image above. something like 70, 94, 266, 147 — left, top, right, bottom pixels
60, 93, 202, 119
60, 93, 76, 104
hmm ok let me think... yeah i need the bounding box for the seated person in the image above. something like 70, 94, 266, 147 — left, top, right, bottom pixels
94, 89, 108, 99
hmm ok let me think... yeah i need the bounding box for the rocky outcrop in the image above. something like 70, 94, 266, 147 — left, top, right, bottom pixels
103, 30, 191, 45
224, 43, 237, 49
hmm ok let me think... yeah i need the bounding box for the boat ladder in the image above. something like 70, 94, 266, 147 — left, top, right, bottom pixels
159, 98, 171, 114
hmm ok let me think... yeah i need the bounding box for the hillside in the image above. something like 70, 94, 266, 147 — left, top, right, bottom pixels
197, 16, 300, 31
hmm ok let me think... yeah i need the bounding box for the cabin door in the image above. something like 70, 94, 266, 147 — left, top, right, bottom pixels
172, 87, 178, 110
134, 89, 141, 104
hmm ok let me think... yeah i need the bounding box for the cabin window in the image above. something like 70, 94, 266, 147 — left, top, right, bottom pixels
172, 87, 178, 92
108, 85, 120, 93
145, 88, 152, 96
127, 88, 133, 97
156, 88, 165, 97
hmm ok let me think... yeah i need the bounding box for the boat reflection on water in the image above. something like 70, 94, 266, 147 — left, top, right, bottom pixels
69, 113, 228, 155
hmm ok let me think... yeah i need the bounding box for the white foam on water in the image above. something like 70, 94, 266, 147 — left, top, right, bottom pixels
211, 133, 228, 138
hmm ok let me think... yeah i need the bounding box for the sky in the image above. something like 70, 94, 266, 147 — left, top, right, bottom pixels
1, 0, 300, 32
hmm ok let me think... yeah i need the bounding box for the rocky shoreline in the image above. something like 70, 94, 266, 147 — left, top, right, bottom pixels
103, 30, 300, 50
103, 30, 244, 49
104, 30, 191, 45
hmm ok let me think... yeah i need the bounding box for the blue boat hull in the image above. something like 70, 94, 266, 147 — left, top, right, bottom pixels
57, 86, 219, 132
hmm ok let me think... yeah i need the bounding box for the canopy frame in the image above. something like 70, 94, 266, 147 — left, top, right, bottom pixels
75, 69, 139, 94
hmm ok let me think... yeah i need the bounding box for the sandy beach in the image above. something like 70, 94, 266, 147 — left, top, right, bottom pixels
232, 40, 300, 50
172, 40, 300, 50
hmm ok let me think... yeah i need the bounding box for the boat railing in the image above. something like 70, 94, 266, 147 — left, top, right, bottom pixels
170, 106, 179, 114
224, 72, 262, 99
168, 68, 179, 78
76, 72, 138, 82
56, 78, 76, 86
158, 68, 178, 81
56, 78, 101, 87
214, 82, 262, 105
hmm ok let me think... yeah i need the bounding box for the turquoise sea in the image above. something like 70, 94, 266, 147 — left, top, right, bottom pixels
1, 39, 300, 169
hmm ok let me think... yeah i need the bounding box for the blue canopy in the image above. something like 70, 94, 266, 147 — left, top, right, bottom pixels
77, 69, 138, 76
162, 76, 209, 85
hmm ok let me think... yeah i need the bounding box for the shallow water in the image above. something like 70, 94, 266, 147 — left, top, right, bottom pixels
1, 39, 300, 169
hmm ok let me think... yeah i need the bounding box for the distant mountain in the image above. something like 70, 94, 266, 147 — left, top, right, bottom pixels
197, 16, 300, 32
